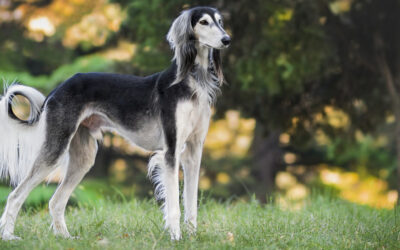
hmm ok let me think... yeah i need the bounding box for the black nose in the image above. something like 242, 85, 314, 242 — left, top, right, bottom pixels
221, 36, 231, 46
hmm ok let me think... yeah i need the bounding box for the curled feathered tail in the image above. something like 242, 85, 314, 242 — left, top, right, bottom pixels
147, 151, 169, 221
147, 151, 166, 202
0, 83, 46, 186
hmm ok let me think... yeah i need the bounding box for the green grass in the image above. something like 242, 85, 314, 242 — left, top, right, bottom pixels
0, 196, 398, 249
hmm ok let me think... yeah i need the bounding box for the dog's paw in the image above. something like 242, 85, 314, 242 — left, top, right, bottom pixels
165, 216, 181, 241
186, 226, 197, 236
184, 220, 197, 236
170, 230, 181, 241
2, 233, 21, 241
50, 221, 71, 239
168, 225, 181, 241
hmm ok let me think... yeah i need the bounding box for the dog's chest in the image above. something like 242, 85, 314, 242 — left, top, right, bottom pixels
190, 100, 210, 126
188, 74, 218, 105
175, 97, 211, 142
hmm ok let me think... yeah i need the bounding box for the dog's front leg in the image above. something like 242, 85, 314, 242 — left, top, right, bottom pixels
181, 139, 203, 235
181, 108, 210, 235
161, 100, 201, 240
163, 150, 181, 240
162, 116, 186, 240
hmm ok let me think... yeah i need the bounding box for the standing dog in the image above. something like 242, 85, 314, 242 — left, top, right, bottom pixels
0, 7, 230, 240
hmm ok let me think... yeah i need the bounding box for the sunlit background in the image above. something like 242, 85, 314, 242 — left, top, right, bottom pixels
0, 0, 398, 210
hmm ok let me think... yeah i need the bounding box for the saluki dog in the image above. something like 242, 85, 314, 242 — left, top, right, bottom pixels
0, 7, 230, 240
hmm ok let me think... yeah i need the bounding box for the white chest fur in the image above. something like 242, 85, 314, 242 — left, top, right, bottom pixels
175, 97, 211, 147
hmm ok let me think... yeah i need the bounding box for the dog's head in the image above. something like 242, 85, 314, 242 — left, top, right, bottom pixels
191, 7, 230, 50
167, 7, 230, 85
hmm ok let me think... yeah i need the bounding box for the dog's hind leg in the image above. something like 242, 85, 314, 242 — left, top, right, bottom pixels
49, 126, 97, 238
0, 107, 80, 240
0, 150, 69, 240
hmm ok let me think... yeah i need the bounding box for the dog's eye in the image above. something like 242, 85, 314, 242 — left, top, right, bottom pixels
199, 20, 209, 25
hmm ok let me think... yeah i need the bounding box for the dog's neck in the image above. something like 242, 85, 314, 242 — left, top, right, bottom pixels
195, 44, 210, 69
190, 43, 220, 105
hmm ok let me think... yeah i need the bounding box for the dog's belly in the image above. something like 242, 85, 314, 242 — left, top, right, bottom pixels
121, 119, 164, 151
81, 113, 164, 152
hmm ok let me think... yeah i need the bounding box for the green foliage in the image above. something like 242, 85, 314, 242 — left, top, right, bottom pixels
0, 196, 398, 249
0, 56, 114, 92
325, 136, 397, 186
0, 25, 74, 75
0, 185, 56, 209
116, 0, 188, 74
233, 3, 329, 96
0, 179, 123, 208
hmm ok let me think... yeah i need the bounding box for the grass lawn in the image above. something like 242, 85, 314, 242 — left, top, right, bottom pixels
0, 195, 398, 249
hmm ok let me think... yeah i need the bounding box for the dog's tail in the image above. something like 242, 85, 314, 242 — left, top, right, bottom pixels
148, 151, 168, 219
148, 151, 166, 202
0, 83, 47, 186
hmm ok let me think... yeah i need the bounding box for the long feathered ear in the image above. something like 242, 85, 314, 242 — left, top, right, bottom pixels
167, 10, 197, 85
212, 49, 224, 86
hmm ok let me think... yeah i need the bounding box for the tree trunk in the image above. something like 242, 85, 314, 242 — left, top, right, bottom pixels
251, 122, 283, 203
375, 35, 400, 203
395, 114, 400, 203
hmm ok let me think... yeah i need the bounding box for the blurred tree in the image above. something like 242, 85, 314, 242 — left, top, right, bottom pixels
0, 0, 122, 90
321, 0, 400, 199
215, 0, 335, 202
